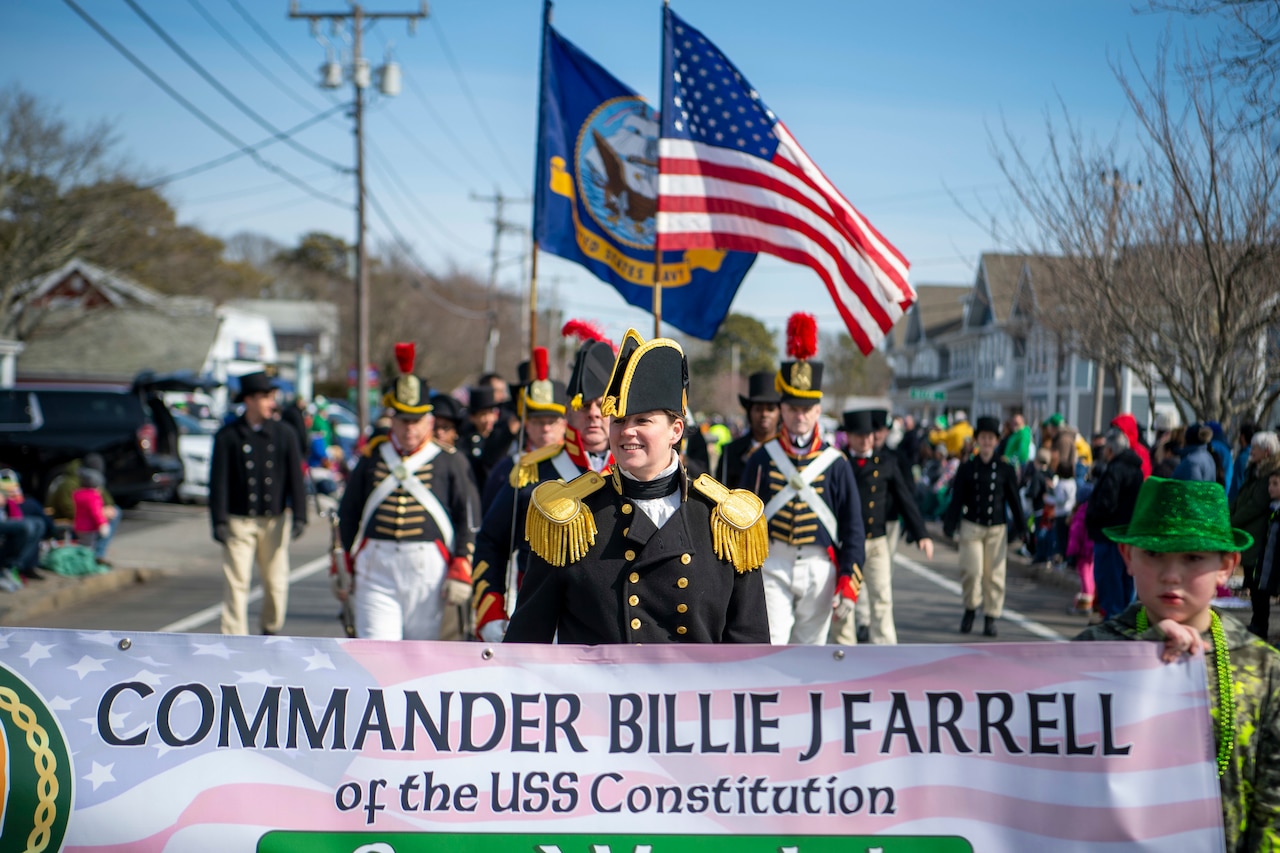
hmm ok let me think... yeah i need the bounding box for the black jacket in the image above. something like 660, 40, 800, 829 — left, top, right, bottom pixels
209, 416, 306, 530
1085, 449, 1145, 542
504, 469, 770, 645
848, 450, 928, 541
942, 455, 1025, 538
717, 432, 761, 489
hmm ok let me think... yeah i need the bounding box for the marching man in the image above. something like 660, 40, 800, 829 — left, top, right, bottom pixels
471, 324, 616, 642
336, 343, 478, 640
743, 313, 865, 645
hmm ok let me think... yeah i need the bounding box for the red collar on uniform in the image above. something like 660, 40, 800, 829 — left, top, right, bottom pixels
780, 426, 823, 459
564, 425, 612, 473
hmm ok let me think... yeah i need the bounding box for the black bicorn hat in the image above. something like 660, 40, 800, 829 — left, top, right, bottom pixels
562, 319, 615, 410
235, 370, 278, 402
382, 343, 433, 417
739, 370, 782, 410
600, 329, 688, 418
429, 393, 465, 425
776, 312, 824, 404
975, 415, 1002, 438
842, 409, 878, 435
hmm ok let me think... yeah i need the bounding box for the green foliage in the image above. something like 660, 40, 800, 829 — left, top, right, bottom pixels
690, 312, 777, 378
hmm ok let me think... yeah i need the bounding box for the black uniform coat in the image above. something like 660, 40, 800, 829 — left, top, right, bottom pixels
847, 450, 929, 542
717, 432, 764, 489
942, 454, 1026, 539
504, 469, 770, 645
209, 416, 307, 532
472, 449, 586, 622
338, 439, 478, 560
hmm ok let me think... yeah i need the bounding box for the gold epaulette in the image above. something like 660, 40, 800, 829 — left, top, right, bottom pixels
362, 435, 389, 458
509, 442, 565, 488
525, 470, 606, 567
692, 473, 769, 573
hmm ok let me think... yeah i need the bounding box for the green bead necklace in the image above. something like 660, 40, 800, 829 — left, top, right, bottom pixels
1136, 607, 1235, 777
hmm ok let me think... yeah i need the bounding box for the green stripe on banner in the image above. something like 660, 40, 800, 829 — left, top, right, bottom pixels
258, 832, 973, 852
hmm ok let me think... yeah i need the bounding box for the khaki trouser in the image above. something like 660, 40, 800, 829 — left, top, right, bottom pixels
959, 519, 1007, 617
221, 511, 291, 635
853, 519, 902, 638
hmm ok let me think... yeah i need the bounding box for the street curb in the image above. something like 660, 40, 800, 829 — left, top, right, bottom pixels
0, 567, 163, 624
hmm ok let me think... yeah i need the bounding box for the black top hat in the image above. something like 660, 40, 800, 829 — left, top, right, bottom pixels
842, 409, 877, 435
739, 371, 782, 410
776, 313, 823, 405
430, 394, 465, 425
236, 370, 278, 402
567, 342, 614, 409
871, 409, 891, 430
600, 329, 688, 418
382, 343, 433, 417
975, 416, 1002, 437
468, 385, 499, 411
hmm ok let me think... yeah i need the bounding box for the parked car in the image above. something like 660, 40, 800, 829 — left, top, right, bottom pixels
173, 412, 215, 503
0, 372, 214, 508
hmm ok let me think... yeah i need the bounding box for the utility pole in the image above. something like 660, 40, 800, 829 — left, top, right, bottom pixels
290, 1, 426, 437
1091, 167, 1140, 435
471, 189, 529, 374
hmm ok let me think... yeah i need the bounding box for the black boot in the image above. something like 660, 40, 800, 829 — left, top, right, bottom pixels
984, 616, 998, 637
959, 609, 976, 634
856, 625, 870, 644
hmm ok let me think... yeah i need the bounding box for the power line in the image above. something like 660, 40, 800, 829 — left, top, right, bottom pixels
364, 139, 486, 255
398, 63, 502, 183
61, 0, 349, 209
374, 106, 468, 188
178, 170, 337, 205
428, 14, 525, 186
224, 0, 337, 97
185, 0, 336, 119
121, 0, 349, 174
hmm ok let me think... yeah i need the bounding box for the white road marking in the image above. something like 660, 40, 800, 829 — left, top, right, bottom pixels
894, 554, 1067, 642
158, 555, 330, 634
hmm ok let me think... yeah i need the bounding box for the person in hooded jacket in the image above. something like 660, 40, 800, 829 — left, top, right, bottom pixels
1110, 413, 1152, 479
1174, 425, 1220, 483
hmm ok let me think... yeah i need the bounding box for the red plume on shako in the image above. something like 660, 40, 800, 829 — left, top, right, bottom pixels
777, 312, 824, 402
383, 341, 433, 415
522, 345, 566, 417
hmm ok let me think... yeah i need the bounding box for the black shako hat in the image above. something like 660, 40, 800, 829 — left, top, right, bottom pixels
429, 394, 465, 425
975, 416, 1002, 438
382, 343, 433, 417
600, 329, 688, 418
519, 347, 568, 418
235, 370, 278, 402
842, 409, 878, 435
739, 370, 782, 410
776, 312, 824, 405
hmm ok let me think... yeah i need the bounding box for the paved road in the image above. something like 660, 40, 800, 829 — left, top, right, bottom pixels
8, 501, 1096, 643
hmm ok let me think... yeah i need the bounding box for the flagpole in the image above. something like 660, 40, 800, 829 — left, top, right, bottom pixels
652, 0, 671, 339
528, 245, 539, 360
530, 0, 552, 361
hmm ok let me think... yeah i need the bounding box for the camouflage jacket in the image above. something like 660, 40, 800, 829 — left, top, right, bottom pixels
1077, 603, 1280, 852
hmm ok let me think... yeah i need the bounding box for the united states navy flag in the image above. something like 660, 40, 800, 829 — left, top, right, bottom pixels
533, 9, 755, 340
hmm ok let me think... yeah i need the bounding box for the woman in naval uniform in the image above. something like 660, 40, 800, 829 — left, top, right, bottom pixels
504, 329, 771, 644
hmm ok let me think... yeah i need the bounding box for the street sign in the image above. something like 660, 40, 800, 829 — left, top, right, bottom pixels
910, 388, 946, 401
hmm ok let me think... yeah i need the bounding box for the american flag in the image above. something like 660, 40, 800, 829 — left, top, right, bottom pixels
657, 8, 915, 354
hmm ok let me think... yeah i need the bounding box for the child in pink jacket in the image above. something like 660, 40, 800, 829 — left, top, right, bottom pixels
1065, 498, 1095, 613
73, 468, 110, 552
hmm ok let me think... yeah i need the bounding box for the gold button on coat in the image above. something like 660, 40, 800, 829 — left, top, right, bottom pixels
680, 553, 692, 565
676, 603, 688, 613
676, 626, 687, 635
677, 577, 689, 589
630, 618, 641, 630
622, 528, 630, 536
625, 549, 637, 561
629, 572, 640, 583
621, 504, 633, 515
873, 470, 879, 478
629, 594, 639, 606
869, 501, 875, 508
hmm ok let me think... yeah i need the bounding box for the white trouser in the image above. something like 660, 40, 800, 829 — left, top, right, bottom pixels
762, 541, 835, 645
855, 519, 901, 634
355, 540, 447, 640
959, 519, 1008, 617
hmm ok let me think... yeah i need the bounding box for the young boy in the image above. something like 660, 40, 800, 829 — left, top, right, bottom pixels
1076, 476, 1280, 851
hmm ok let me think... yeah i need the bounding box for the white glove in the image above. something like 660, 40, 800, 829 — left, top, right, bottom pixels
442, 578, 472, 606
479, 619, 508, 644
832, 595, 855, 622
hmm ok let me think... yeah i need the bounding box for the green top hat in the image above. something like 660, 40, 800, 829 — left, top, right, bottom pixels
1104, 476, 1253, 553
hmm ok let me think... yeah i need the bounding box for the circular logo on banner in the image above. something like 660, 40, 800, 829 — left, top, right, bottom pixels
578, 96, 660, 249
0, 661, 73, 852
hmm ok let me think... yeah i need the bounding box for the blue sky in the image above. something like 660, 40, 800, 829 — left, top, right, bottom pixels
2, 1, 1219, 342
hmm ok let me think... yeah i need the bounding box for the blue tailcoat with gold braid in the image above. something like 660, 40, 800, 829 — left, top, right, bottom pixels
504, 466, 770, 645
742, 431, 865, 580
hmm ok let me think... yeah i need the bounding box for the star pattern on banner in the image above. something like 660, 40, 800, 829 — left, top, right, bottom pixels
236, 668, 283, 686
78, 630, 119, 646
22, 641, 55, 667
83, 760, 116, 791
668, 23, 776, 157
68, 655, 108, 680
302, 650, 336, 671
192, 641, 237, 659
